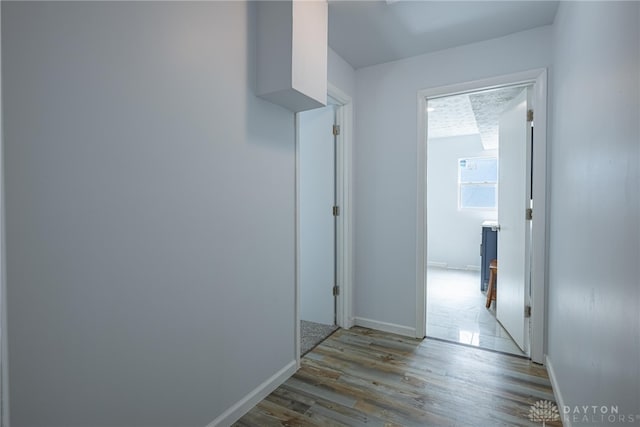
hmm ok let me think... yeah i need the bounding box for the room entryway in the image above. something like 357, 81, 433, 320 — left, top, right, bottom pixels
296, 85, 353, 360
298, 103, 338, 354
423, 83, 535, 357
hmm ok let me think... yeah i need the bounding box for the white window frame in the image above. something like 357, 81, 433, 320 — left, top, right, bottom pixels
457, 156, 498, 210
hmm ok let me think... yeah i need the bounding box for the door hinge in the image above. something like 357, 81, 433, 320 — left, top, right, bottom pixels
332, 124, 340, 136
526, 208, 533, 221
333, 285, 340, 296
527, 109, 534, 122
525, 305, 532, 318
332, 206, 340, 216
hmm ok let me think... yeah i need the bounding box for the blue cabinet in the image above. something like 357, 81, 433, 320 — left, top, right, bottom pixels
481, 223, 498, 291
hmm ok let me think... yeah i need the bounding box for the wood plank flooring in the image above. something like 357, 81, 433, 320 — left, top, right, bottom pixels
234, 327, 561, 426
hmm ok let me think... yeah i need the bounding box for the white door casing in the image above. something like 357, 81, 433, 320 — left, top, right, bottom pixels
496, 87, 532, 352
417, 69, 547, 363
295, 83, 353, 366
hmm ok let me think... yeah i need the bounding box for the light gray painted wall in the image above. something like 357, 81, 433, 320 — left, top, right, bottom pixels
427, 135, 497, 269
328, 47, 356, 98
548, 1, 640, 420
3, 2, 296, 426
353, 26, 552, 330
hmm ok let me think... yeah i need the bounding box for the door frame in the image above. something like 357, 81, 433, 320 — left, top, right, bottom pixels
0, 6, 8, 423
416, 69, 548, 364
295, 83, 354, 366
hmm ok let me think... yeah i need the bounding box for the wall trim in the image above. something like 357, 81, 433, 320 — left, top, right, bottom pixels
427, 261, 448, 268
205, 360, 297, 427
353, 317, 416, 338
328, 82, 354, 331
545, 355, 570, 427
0, 4, 9, 424
426, 262, 481, 272
294, 109, 302, 368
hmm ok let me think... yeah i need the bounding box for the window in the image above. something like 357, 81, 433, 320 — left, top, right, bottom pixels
458, 157, 497, 209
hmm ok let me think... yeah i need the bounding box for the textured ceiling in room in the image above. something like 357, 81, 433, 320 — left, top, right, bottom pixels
427, 86, 526, 149
428, 94, 479, 139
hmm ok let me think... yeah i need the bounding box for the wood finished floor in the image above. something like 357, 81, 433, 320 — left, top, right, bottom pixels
234, 327, 561, 427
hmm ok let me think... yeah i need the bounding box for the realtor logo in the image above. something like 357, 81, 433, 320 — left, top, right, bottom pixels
529, 400, 560, 426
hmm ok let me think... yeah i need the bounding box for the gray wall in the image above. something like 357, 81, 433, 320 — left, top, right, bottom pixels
353, 26, 552, 332
548, 1, 640, 420
3, 2, 295, 426
328, 47, 356, 98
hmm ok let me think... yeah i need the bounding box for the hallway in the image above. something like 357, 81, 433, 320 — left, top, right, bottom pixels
235, 327, 559, 426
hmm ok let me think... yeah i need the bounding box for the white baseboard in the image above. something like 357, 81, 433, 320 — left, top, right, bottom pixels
343, 317, 355, 329
427, 261, 448, 268
206, 360, 297, 427
353, 317, 416, 338
426, 262, 481, 272
545, 355, 570, 427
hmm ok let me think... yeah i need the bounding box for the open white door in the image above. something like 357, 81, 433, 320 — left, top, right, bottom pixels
496, 87, 532, 352
299, 105, 336, 326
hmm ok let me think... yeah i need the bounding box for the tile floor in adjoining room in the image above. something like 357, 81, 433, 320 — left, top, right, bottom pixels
427, 266, 525, 356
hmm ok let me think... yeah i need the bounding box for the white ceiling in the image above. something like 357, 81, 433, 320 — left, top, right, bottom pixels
428, 86, 526, 149
328, 1, 559, 69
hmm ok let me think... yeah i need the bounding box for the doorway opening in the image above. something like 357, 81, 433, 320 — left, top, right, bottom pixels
295, 84, 353, 362
298, 102, 338, 355
416, 69, 548, 363
425, 85, 531, 356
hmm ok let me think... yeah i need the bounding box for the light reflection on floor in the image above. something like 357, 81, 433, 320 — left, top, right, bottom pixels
458, 330, 480, 346
426, 267, 525, 356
